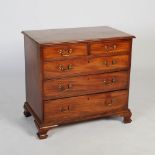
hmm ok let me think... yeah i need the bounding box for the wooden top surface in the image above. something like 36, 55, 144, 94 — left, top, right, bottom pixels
22, 26, 135, 44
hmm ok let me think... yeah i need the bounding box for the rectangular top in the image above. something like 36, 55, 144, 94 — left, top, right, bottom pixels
22, 26, 135, 44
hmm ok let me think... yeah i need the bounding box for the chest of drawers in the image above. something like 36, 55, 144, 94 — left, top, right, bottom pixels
22, 26, 135, 139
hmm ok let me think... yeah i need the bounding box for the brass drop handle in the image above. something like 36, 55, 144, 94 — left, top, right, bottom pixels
59, 64, 73, 71
58, 83, 72, 91
105, 99, 113, 106
111, 78, 116, 83
104, 44, 117, 51
112, 60, 117, 65
103, 60, 108, 66
103, 78, 116, 85
58, 49, 72, 56
61, 105, 70, 112
103, 60, 117, 66
113, 44, 117, 49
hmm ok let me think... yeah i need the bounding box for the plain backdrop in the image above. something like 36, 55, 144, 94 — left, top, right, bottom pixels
0, 0, 155, 155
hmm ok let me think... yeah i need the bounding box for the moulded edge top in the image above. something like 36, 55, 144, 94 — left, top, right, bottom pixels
22, 26, 135, 45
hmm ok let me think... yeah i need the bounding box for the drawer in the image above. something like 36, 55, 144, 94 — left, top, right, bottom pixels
44, 90, 128, 124
43, 43, 87, 60
43, 55, 129, 79
90, 40, 131, 56
43, 71, 129, 100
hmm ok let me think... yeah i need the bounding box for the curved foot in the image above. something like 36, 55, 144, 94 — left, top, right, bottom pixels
123, 109, 132, 124
37, 131, 48, 139
23, 110, 31, 117
123, 116, 132, 123
34, 120, 49, 139
34, 120, 58, 139
114, 109, 132, 124
23, 102, 31, 117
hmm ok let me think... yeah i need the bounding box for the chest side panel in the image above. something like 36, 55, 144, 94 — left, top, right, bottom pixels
24, 36, 43, 121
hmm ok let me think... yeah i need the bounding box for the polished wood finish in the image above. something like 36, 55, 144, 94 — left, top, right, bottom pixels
24, 36, 43, 121
44, 90, 129, 124
43, 43, 87, 60
43, 71, 129, 100
22, 26, 135, 139
22, 26, 134, 44
90, 39, 131, 56
43, 55, 129, 79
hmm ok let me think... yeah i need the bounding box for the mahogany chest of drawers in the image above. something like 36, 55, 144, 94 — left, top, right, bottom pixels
22, 26, 135, 139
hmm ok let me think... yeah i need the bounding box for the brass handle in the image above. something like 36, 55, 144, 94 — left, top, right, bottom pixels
113, 44, 117, 49
112, 60, 117, 65
103, 60, 117, 66
112, 78, 116, 83
58, 49, 72, 56
59, 64, 73, 71
103, 60, 108, 66
104, 44, 117, 51
58, 83, 72, 91
61, 105, 70, 112
103, 78, 116, 85
105, 99, 113, 106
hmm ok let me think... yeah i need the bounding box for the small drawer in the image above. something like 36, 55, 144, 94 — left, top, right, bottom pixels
43, 71, 129, 100
43, 43, 87, 60
44, 90, 128, 124
90, 40, 131, 56
43, 55, 129, 79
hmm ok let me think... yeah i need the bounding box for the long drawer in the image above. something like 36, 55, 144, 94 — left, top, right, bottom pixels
43, 55, 129, 79
43, 71, 129, 100
44, 90, 128, 124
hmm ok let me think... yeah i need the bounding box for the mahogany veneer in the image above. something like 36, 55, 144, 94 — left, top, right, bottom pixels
22, 26, 135, 139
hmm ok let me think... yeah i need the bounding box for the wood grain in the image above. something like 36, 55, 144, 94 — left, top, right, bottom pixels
43, 43, 87, 60
44, 90, 128, 124
24, 36, 43, 121
22, 26, 135, 139
91, 39, 131, 56
43, 71, 129, 100
43, 55, 129, 79
22, 26, 135, 44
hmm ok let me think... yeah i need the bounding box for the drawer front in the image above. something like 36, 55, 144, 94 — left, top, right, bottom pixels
43, 43, 87, 60
44, 55, 129, 79
43, 71, 129, 100
44, 90, 128, 124
90, 40, 131, 56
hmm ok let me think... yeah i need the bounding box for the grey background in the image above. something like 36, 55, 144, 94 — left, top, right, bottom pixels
0, 0, 155, 154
